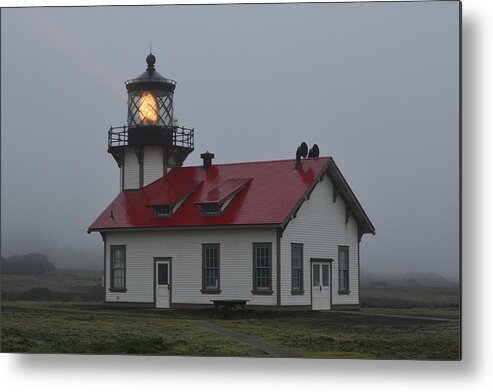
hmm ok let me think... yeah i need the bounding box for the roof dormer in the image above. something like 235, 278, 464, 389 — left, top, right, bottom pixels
195, 178, 252, 216
148, 181, 202, 218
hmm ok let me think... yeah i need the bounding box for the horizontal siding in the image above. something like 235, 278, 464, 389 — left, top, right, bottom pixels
105, 228, 277, 306
143, 146, 163, 186
280, 174, 360, 307
124, 149, 139, 190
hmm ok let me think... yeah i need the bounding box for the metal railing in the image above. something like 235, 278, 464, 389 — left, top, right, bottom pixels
108, 126, 128, 148
108, 125, 194, 150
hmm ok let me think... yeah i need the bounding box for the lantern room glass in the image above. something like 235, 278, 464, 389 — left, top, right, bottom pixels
127, 89, 174, 127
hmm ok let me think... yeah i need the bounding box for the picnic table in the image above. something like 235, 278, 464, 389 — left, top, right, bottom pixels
208, 299, 251, 318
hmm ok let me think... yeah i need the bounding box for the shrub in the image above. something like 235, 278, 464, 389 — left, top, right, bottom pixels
1, 254, 56, 275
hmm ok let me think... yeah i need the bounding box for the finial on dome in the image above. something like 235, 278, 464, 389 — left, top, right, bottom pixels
146, 51, 156, 71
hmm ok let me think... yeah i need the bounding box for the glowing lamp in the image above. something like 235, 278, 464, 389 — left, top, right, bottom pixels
139, 92, 159, 124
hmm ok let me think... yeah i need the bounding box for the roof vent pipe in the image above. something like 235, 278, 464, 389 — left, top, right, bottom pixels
293, 142, 308, 170
308, 144, 320, 158
201, 151, 215, 170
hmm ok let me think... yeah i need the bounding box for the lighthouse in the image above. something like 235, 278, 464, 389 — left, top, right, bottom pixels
108, 54, 194, 191
90, 53, 374, 312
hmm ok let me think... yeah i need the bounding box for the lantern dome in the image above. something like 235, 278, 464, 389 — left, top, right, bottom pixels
125, 54, 176, 128
125, 55, 176, 95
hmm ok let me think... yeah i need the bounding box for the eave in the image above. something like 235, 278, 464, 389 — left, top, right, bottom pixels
87, 223, 282, 234
326, 159, 376, 240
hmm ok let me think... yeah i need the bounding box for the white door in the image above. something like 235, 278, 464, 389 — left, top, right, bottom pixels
155, 261, 170, 308
312, 262, 331, 310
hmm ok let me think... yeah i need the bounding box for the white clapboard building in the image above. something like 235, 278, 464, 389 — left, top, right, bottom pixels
88, 54, 375, 310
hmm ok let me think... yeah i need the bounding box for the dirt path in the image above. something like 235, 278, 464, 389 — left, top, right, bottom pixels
192, 319, 304, 358
327, 310, 459, 322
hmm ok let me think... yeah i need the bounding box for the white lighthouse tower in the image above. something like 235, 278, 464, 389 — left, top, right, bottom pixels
108, 54, 194, 191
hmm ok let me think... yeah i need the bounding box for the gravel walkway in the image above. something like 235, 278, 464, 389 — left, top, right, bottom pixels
192, 319, 303, 358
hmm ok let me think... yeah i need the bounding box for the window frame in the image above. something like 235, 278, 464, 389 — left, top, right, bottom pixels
291, 243, 304, 295
251, 243, 273, 295
201, 203, 222, 216
338, 245, 350, 294
154, 205, 172, 217
201, 243, 221, 294
109, 245, 127, 292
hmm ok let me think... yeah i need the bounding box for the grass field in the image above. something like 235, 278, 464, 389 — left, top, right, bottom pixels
360, 284, 460, 310
0, 301, 265, 356
1, 270, 103, 301
1, 300, 460, 359
0, 271, 460, 359
360, 283, 460, 320
213, 312, 459, 359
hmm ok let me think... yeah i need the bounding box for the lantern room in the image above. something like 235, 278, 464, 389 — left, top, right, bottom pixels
107, 53, 194, 191
126, 54, 176, 128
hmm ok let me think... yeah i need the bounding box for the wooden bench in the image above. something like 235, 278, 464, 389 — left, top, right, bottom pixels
209, 299, 251, 318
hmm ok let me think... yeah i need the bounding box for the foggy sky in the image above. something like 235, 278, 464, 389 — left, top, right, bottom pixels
0, 2, 460, 279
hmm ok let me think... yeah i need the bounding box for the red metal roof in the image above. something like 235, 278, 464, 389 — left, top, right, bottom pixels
88, 157, 332, 231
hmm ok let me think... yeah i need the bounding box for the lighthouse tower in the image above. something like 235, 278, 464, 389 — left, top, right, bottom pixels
108, 54, 194, 191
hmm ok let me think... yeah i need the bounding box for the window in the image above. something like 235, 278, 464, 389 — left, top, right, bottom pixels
157, 263, 169, 285
155, 205, 172, 217
202, 244, 220, 293
110, 245, 126, 292
313, 265, 320, 287
291, 244, 304, 294
338, 246, 350, 293
202, 203, 221, 215
252, 243, 273, 294
322, 264, 329, 286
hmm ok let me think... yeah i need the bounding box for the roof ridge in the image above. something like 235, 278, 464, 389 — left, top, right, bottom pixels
178, 156, 332, 169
